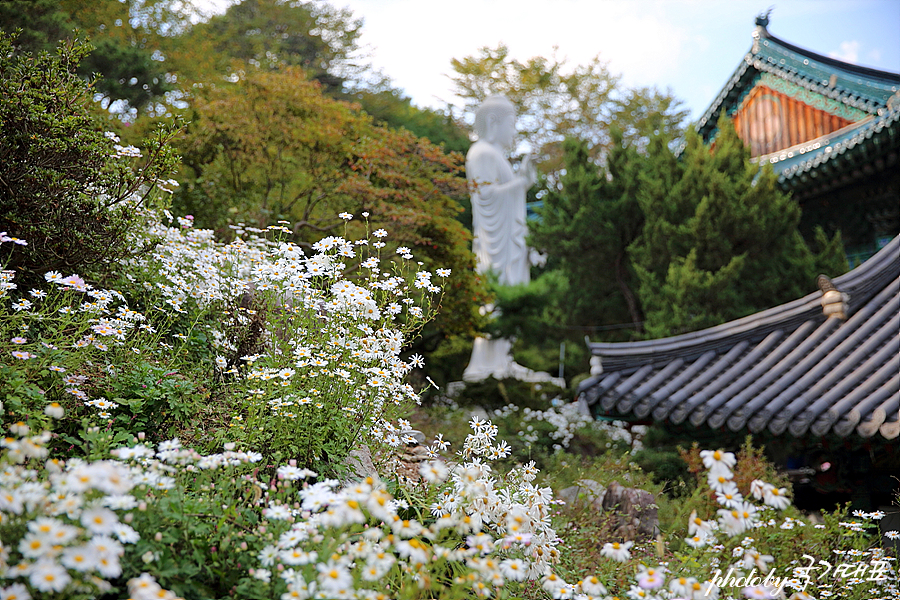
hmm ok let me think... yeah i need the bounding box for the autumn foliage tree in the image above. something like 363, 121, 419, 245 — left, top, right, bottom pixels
174, 68, 487, 337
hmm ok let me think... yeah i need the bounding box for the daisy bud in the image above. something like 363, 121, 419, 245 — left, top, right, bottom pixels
44, 402, 64, 418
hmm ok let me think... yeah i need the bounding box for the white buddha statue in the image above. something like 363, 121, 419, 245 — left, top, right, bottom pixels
462, 96, 564, 388
466, 95, 535, 286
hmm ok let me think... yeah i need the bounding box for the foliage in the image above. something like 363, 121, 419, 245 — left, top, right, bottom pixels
445, 377, 567, 412
415, 333, 474, 387
2, 218, 897, 598
170, 0, 362, 91
0, 32, 180, 285
449, 44, 688, 172
489, 131, 659, 380
62, 0, 193, 115
0, 0, 176, 115
174, 67, 487, 337
450, 43, 620, 169
630, 115, 847, 337
484, 270, 590, 377
631, 447, 695, 499
530, 134, 650, 333
349, 86, 471, 155
519, 114, 848, 350
1, 14, 894, 599
142, 216, 448, 471
0, 0, 73, 56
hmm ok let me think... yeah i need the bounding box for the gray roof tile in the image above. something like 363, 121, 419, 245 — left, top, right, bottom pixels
579, 236, 900, 439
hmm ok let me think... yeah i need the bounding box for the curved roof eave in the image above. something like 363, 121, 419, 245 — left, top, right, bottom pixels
696, 25, 900, 142
585, 235, 900, 373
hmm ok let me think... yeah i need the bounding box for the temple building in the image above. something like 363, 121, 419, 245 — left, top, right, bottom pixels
696, 14, 900, 263
576, 17, 900, 514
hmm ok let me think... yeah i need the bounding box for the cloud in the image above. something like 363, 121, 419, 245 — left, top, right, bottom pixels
340, 0, 694, 110
829, 40, 860, 64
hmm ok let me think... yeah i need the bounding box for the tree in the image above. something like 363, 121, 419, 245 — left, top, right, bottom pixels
59, 0, 194, 114
449, 45, 688, 174
348, 86, 470, 155
173, 67, 488, 337
0, 0, 72, 56
611, 86, 689, 153
169, 0, 362, 91
529, 137, 633, 329
0, 0, 196, 116
0, 32, 179, 281
450, 44, 620, 169
629, 114, 846, 337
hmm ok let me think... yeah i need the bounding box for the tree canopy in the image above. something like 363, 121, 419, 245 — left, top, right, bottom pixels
0, 0, 185, 115
0, 31, 179, 281
168, 0, 362, 91
173, 67, 487, 337
521, 115, 847, 351
449, 44, 688, 171
630, 115, 846, 337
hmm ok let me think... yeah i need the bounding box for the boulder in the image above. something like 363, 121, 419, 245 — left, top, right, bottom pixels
557, 478, 659, 541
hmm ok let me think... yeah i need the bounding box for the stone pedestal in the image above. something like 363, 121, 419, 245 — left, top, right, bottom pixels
463, 336, 565, 388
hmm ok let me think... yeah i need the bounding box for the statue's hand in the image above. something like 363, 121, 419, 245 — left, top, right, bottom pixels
520, 154, 537, 188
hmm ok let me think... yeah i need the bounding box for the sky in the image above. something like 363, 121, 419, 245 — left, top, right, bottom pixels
198, 0, 900, 122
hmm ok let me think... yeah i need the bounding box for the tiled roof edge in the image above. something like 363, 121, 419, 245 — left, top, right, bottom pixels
762, 30, 900, 84
776, 107, 900, 183
586, 235, 900, 370
696, 26, 900, 142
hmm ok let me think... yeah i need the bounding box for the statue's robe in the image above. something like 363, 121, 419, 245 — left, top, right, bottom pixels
466, 140, 529, 286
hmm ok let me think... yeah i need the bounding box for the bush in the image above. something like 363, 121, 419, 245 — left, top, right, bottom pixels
0, 31, 179, 283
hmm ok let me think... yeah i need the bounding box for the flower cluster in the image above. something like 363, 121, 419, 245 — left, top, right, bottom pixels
247, 418, 562, 598
0, 268, 159, 426
124, 213, 446, 466
0, 425, 188, 597
535, 449, 803, 600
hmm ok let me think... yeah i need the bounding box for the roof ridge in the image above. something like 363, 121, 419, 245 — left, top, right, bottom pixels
761, 30, 900, 83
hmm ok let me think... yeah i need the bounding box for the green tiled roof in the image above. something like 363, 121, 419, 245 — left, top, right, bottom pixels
697, 19, 900, 142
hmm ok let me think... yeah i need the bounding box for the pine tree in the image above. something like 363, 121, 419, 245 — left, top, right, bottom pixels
630, 114, 846, 337
529, 134, 642, 331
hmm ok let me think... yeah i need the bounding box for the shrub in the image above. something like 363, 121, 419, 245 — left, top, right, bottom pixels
0, 31, 179, 284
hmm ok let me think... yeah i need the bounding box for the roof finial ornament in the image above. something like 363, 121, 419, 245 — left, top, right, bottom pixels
817, 275, 849, 320
752, 7, 772, 49
754, 7, 774, 42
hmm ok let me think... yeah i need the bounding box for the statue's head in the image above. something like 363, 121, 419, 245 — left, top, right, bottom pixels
474, 95, 517, 149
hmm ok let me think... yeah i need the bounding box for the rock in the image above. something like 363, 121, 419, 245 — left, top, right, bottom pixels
558, 479, 607, 509
557, 478, 659, 541
446, 381, 466, 398
345, 444, 381, 484
402, 446, 431, 463
467, 406, 490, 422
401, 429, 426, 445
601, 480, 659, 540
